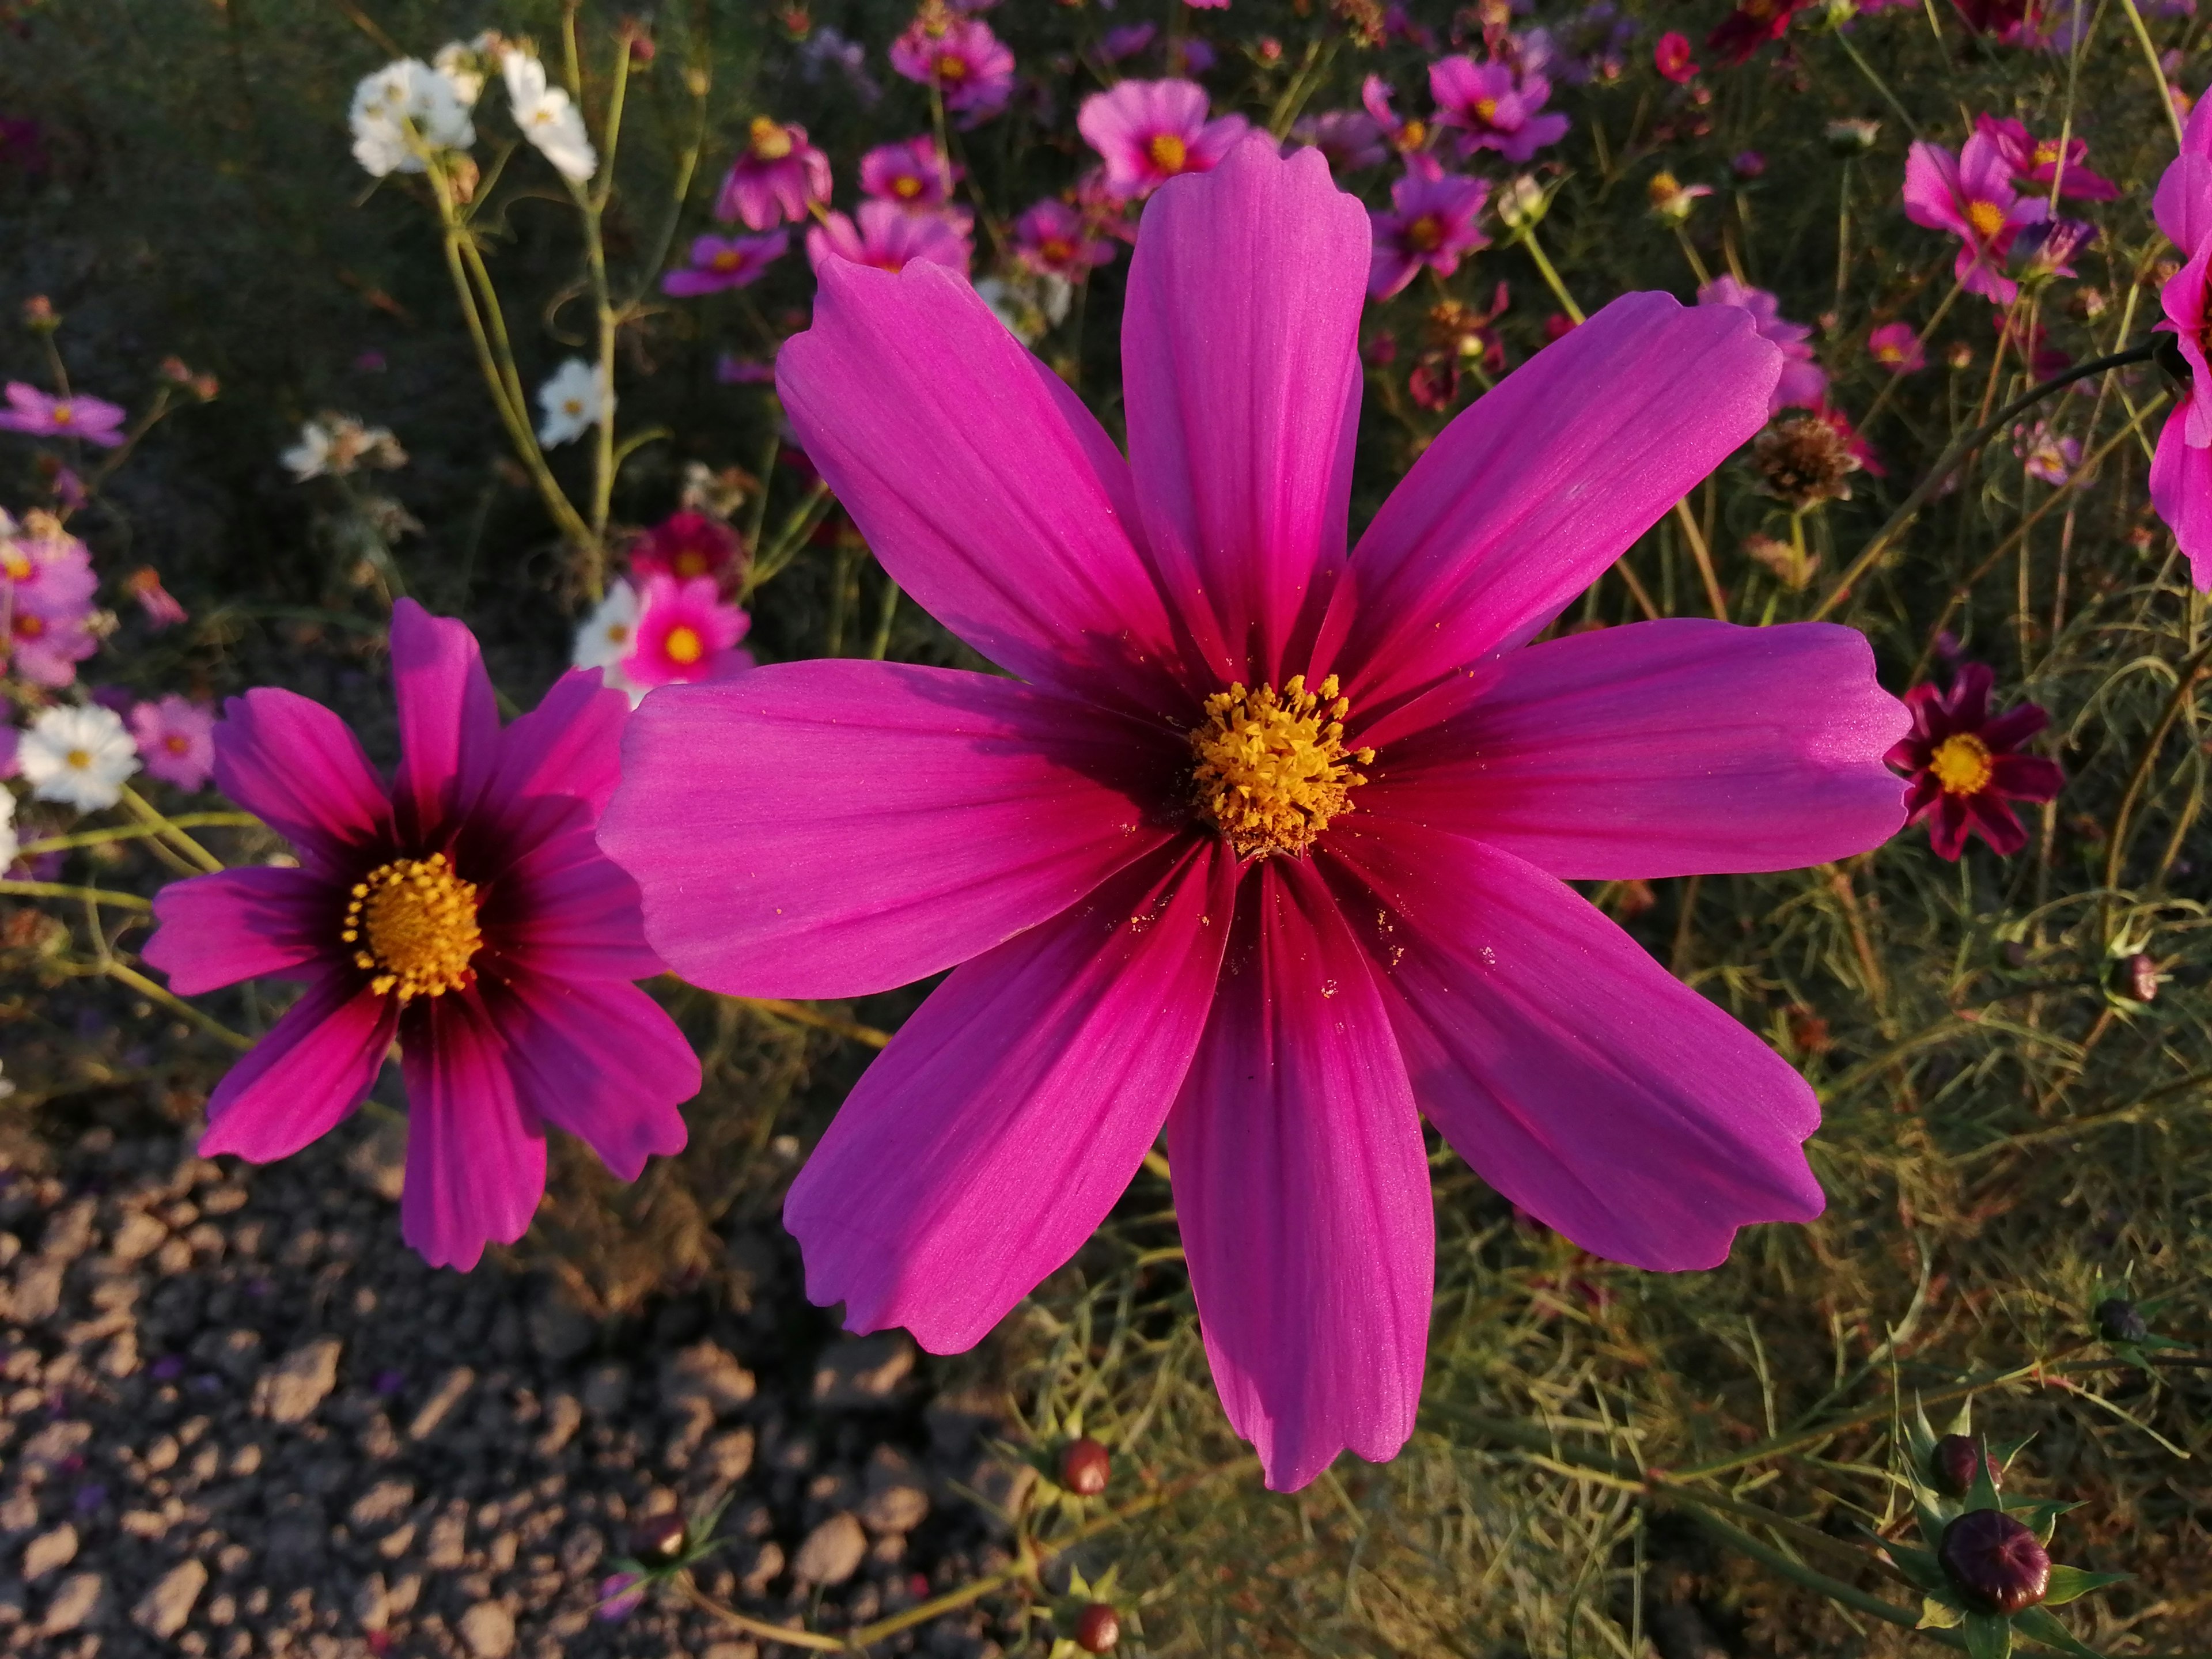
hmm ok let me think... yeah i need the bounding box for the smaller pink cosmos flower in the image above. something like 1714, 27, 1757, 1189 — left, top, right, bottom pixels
1012, 200, 1121, 280
714, 118, 831, 230
2013, 421, 2080, 486
1429, 57, 1570, 165
2149, 99, 2212, 582
125, 566, 188, 630
660, 232, 787, 298
1291, 108, 1389, 175
623, 573, 752, 692
1654, 32, 1698, 82
1362, 75, 1430, 160
1369, 172, 1490, 299
888, 14, 1016, 126
2, 514, 99, 688
1902, 134, 2049, 306
130, 695, 217, 791
1077, 79, 1251, 200
8, 601, 96, 688
806, 202, 973, 276
629, 510, 744, 588
1696, 277, 1824, 412
1973, 113, 2120, 202
859, 137, 957, 209
0, 383, 127, 448
1707, 0, 1810, 65
1868, 322, 1926, 374
1887, 663, 2063, 859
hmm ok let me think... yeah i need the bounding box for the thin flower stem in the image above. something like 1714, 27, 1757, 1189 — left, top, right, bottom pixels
1830, 29, 1919, 140
1681, 1510, 1953, 1645
1858, 275, 1962, 434
2100, 635, 2212, 907
119, 786, 225, 874
1672, 498, 1728, 620
732, 997, 891, 1049
18, 814, 259, 857
1521, 229, 1584, 324
0, 880, 151, 911
1672, 224, 1711, 287
97, 959, 255, 1051
2118, 0, 2189, 150
1612, 556, 1661, 622
1811, 341, 2160, 622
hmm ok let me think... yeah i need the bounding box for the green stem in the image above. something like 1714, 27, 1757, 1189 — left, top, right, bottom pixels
2119, 0, 2190, 150
100, 960, 254, 1051
18, 814, 259, 857
1521, 228, 1584, 324
119, 786, 224, 874
1831, 29, 1918, 139
0, 880, 151, 911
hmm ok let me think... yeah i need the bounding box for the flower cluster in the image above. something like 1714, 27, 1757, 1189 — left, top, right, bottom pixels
571, 510, 753, 704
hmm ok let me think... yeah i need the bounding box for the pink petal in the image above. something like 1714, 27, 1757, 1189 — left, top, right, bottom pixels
144, 866, 336, 995
786, 841, 1235, 1353
388, 600, 502, 843
213, 690, 393, 877
1327, 824, 1825, 1270
1166, 859, 1431, 1493
483, 972, 696, 1180
491, 830, 662, 983
775, 259, 1188, 715
399, 993, 547, 1270
2152, 408, 2212, 590
200, 973, 398, 1162
1335, 293, 1781, 712
1359, 619, 1908, 879
467, 668, 631, 862
597, 661, 1180, 999
1122, 138, 1370, 688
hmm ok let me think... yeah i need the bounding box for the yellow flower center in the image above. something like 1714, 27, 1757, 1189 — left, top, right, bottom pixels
1929, 732, 1994, 796
2032, 141, 2060, 165
711, 250, 743, 272
1, 549, 28, 579
1473, 97, 1498, 123
893, 175, 922, 199
342, 853, 483, 1002
662, 624, 705, 665
1147, 132, 1188, 172
1877, 344, 1901, 362
1406, 213, 1445, 252
16, 612, 43, 639
1189, 675, 1374, 860
935, 52, 969, 82
1401, 119, 1427, 149
1040, 236, 1075, 264
1966, 199, 2006, 241
65, 747, 90, 769
606, 623, 631, 646
749, 116, 794, 161
50, 404, 73, 426
673, 548, 711, 577
165, 735, 189, 755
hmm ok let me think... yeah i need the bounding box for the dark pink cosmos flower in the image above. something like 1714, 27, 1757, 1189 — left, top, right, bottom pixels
130, 695, 217, 791
0, 384, 126, 448
858, 137, 957, 210
1429, 57, 1569, 165
1012, 200, 1120, 279
714, 119, 831, 230
599, 142, 1908, 1492
1902, 134, 2049, 306
660, 232, 787, 297
2149, 97, 2212, 581
1887, 664, 2063, 859
1706, 0, 1810, 65
1291, 108, 1389, 175
1369, 171, 1490, 299
1973, 113, 2119, 201
1869, 321, 1926, 374
143, 601, 699, 1268
1078, 79, 1251, 200
1696, 276, 1824, 412
888, 14, 1015, 126
1654, 32, 1698, 83
805, 202, 972, 276
623, 574, 752, 691
630, 510, 743, 586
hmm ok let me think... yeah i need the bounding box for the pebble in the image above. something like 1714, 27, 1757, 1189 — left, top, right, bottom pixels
791, 1513, 868, 1586
660, 1342, 755, 1415
812, 1334, 915, 1408
42, 1571, 107, 1635
255, 1336, 343, 1424
22, 1523, 78, 1580
460, 1601, 518, 1659
134, 1558, 209, 1637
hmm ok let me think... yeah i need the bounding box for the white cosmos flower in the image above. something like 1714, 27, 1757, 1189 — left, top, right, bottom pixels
350, 58, 475, 178
0, 790, 17, 875
502, 49, 597, 183
432, 33, 504, 108
536, 358, 612, 447
572, 580, 646, 707
19, 704, 140, 813
281, 421, 334, 481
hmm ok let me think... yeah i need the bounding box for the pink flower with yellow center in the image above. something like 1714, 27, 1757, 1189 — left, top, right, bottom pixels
0, 382, 127, 448
599, 142, 1908, 1493
1696, 276, 1825, 413
1012, 199, 1120, 280
1077, 79, 1251, 201
1428, 57, 1569, 165
629, 510, 744, 587
887, 15, 1014, 126
1368, 171, 1490, 299
130, 695, 217, 791
805, 202, 972, 277
1974, 113, 2119, 202
2150, 96, 2212, 583
622, 573, 752, 691
660, 232, 787, 298
1868, 321, 1926, 374
1902, 132, 2048, 306
1887, 663, 2062, 859
859, 137, 957, 210
713, 117, 831, 231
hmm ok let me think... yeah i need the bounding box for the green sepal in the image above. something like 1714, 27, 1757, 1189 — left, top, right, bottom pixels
2040, 1565, 2128, 1607
1914, 1494, 1955, 1550
2005, 1498, 2081, 1546
2010, 1605, 2107, 1658
1876, 1536, 1949, 1593
1963, 1436, 2003, 1514
1990, 1432, 2035, 1472
1918, 1593, 1968, 1630
1942, 1396, 1976, 1440
1962, 1611, 2015, 1659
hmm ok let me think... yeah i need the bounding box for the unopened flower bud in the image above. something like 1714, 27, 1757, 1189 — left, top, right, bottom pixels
2116, 953, 2159, 1003
158, 356, 192, 384
1495, 175, 1548, 234
1930, 1434, 2000, 1497
448, 155, 481, 205
1257, 36, 1283, 63
191, 374, 221, 403
630, 1514, 688, 1565
2096, 1297, 2148, 1343
1646, 171, 1710, 224
1825, 118, 1880, 156
21, 295, 56, 332
1938, 1510, 2050, 1614
1059, 1437, 1111, 1497
1946, 340, 1975, 370
1073, 1604, 1121, 1653
1732, 150, 1766, 180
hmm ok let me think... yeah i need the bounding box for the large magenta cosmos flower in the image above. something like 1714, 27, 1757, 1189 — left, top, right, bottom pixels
2150, 98, 2212, 585
146, 601, 699, 1269
599, 142, 1908, 1491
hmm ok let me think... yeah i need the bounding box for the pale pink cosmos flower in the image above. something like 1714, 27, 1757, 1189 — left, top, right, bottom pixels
1902, 133, 2048, 306
2148, 95, 2212, 581
2013, 421, 2080, 486
130, 695, 217, 791
806, 202, 973, 276
126, 566, 189, 630
1868, 322, 1926, 374
1012, 200, 1120, 279
1429, 56, 1570, 164
714, 118, 831, 230
2, 514, 98, 687
600, 141, 1908, 1493
859, 137, 957, 209
1696, 276, 1825, 412
888, 14, 1015, 126
622, 573, 752, 692
1369, 171, 1490, 299
1078, 79, 1252, 200
660, 232, 787, 297
1291, 108, 1389, 175
0, 383, 127, 448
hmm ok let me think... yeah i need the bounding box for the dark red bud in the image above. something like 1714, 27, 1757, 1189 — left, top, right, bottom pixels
630, 1513, 688, 1565
2096, 1297, 2148, 1343
1073, 1603, 1120, 1653
1059, 1437, 1111, 1497
1930, 1434, 2000, 1498
1938, 1509, 2050, 1614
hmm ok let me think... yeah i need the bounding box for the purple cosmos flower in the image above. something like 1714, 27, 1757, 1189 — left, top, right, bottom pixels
2013, 422, 2080, 486
1101, 23, 1158, 62
1012, 200, 1120, 280
1902, 134, 2049, 306
1888, 664, 2063, 859
714, 119, 831, 230
806, 202, 972, 276
888, 14, 1015, 126
858, 137, 957, 210
1078, 79, 1251, 201
660, 232, 787, 298
130, 696, 217, 792
1696, 277, 1824, 412
1553, 3, 1637, 84
1429, 57, 1570, 165
2152, 97, 2212, 581
1869, 322, 1926, 374
1369, 172, 1490, 300
1973, 113, 2120, 201
2013, 215, 2096, 282
1291, 108, 1389, 175
599, 142, 1907, 1493
143, 600, 700, 1270
0, 384, 127, 448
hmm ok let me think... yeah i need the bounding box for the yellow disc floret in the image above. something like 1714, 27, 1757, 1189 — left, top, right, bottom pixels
1189, 675, 1375, 860
1147, 132, 1188, 172
342, 853, 484, 1001
1929, 732, 1994, 796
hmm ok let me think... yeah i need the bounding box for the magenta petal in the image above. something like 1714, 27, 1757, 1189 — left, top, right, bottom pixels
598, 660, 1180, 999
493, 830, 662, 982
484, 972, 696, 1180
200, 973, 398, 1162
785, 841, 1235, 1352
388, 600, 502, 843
472, 668, 632, 854
1122, 138, 1370, 687
1329, 825, 1825, 1270
776, 260, 1187, 714
213, 689, 393, 877
2152, 406, 2212, 590
144, 866, 335, 995
399, 993, 547, 1271
1167, 859, 1432, 1493
1338, 293, 1781, 711
1362, 619, 1909, 879
2155, 153, 2212, 254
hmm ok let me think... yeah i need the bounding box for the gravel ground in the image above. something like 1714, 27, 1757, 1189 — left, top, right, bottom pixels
0, 1117, 1032, 1659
